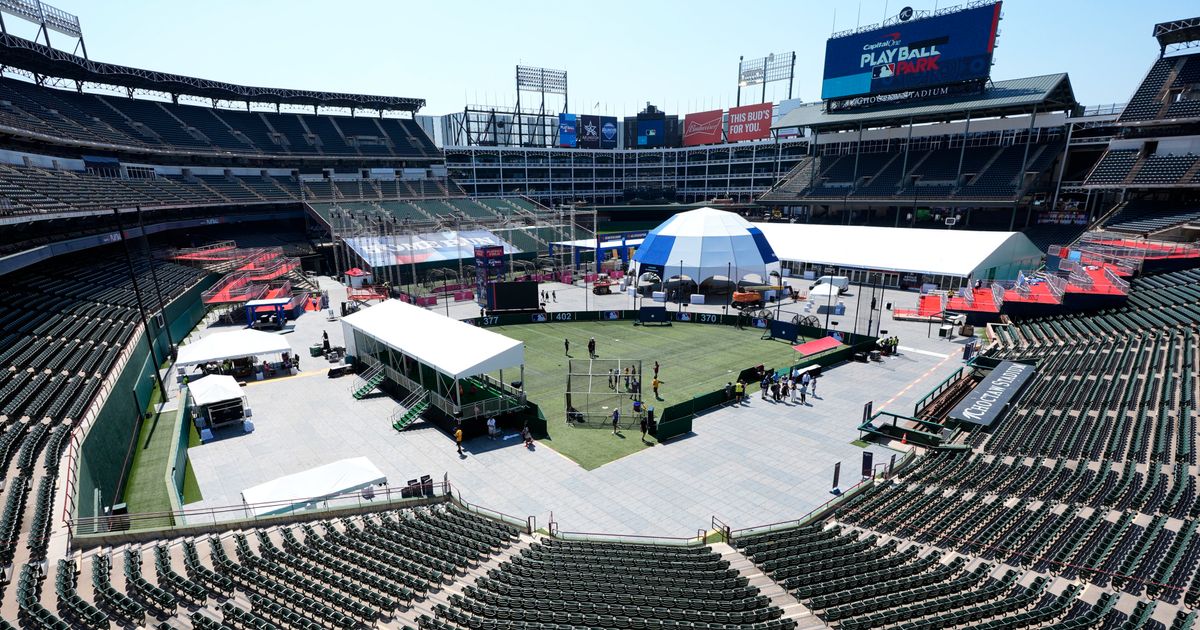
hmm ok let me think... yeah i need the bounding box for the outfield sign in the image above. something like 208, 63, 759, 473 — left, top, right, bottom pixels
345, 230, 517, 266
947, 360, 1036, 427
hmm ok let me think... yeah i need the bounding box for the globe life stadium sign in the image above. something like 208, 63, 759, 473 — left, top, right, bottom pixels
948, 361, 1036, 427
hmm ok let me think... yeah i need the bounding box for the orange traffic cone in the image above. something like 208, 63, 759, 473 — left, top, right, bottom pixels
901, 433, 908, 445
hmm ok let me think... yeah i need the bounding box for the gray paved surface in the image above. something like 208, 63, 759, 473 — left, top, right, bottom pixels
184, 276, 972, 536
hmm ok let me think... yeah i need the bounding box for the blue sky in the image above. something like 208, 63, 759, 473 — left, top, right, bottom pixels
27, 0, 1200, 116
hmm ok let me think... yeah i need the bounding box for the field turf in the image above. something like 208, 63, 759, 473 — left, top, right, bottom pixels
488, 320, 814, 469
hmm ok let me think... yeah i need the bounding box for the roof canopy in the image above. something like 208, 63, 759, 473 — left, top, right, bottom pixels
342, 299, 524, 379
775, 74, 1077, 132
0, 33, 424, 111
176, 329, 293, 367
187, 375, 244, 407
754, 223, 1043, 278
634, 207, 779, 281
240, 457, 387, 517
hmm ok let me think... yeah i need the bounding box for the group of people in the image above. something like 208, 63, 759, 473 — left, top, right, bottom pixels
608, 365, 641, 395
541, 290, 557, 302
612, 401, 655, 441
725, 369, 818, 406
878, 336, 901, 355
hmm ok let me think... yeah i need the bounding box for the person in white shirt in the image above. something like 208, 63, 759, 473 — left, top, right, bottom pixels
486, 416, 498, 440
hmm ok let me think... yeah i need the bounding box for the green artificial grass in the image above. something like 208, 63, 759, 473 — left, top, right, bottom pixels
122, 387, 174, 515
489, 320, 812, 470
181, 459, 203, 504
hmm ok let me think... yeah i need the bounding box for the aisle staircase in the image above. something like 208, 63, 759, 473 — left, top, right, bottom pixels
351, 363, 385, 400
392, 388, 430, 431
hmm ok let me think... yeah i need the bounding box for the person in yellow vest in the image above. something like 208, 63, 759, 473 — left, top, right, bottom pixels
455, 425, 464, 455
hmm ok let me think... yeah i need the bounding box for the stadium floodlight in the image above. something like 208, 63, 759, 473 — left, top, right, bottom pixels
0, 0, 86, 56
516, 65, 568, 95
736, 52, 795, 105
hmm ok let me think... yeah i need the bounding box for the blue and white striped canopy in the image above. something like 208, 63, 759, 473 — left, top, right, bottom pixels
633, 207, 779, 281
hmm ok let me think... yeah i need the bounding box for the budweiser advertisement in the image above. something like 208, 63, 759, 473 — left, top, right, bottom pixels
726, 102, 773, 142
682, 109, 723, 146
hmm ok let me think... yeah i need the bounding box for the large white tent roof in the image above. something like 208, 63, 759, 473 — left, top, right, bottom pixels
177, 329, 293, 367
187, 375, 243, 407
342, 299, 524, 379
753, 223, 1042, 278
241, 457, 386, 517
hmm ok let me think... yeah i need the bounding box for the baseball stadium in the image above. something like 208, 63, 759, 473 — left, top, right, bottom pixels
1, 1, 1200, 628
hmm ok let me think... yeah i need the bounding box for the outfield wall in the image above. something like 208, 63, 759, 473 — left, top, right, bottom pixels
75, 275, 216, 526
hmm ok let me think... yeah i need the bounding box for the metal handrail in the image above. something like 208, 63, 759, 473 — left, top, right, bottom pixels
71, 482, 453, 536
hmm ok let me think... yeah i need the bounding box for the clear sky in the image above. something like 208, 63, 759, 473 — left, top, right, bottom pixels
23, 0, 1200, 116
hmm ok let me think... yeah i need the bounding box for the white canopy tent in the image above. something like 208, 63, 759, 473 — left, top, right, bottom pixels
187, 375, 243, 406
241, 457, 387, 517
187, 374, 247, 429
342, 300, 523, 378
342, 299, 527, 419
808, 283, 841, 298
177, 329, 293, 367
752, 223, 1043, 282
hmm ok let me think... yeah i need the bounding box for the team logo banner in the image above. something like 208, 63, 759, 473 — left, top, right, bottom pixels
600, 116, 619, 149
683, 109, 724, 146
726, 103, 772, 142
578, 115, 601, 149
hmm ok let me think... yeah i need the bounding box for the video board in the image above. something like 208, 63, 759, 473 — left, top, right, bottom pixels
821, 2, 1001, 101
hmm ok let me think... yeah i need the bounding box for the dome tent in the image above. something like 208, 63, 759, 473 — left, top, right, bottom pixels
633, 207, 779, 290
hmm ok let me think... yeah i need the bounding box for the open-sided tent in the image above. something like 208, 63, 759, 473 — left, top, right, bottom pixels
240, 457, 386, 517
633, 207, 780, 289
176, 329, 293, 367
187, 374, 247, 428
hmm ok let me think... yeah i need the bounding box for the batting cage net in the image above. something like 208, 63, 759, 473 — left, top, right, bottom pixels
565, 359, 644, 429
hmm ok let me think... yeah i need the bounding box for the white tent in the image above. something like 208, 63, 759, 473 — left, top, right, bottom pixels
341, 299, 523, 379
752, 223, 1043, 281
808, 283, 841, 298
633, 207, 779, 283
187, 375, 243, 406
177, 329, 293, 367
241, 457, 387, 517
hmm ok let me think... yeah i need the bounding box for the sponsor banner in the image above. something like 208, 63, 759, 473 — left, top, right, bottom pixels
821, 2, 1002, 100
637, 119, 665, 147
861, 451, 874, 478
558, 113, 577, 147
683, 109, 724, 146
473, 245, 505, 268
345, 230, 517, 266
578, 114, 601, 149
600, 116, 619, 149
726, 103, 773, 142
948, 360, 1036, 427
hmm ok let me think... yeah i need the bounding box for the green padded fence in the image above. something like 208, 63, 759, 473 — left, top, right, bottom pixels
165, 386, 192, 516
75, 275, 215, 526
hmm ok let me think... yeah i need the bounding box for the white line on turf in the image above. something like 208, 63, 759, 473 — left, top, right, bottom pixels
897, 346, 950, 359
